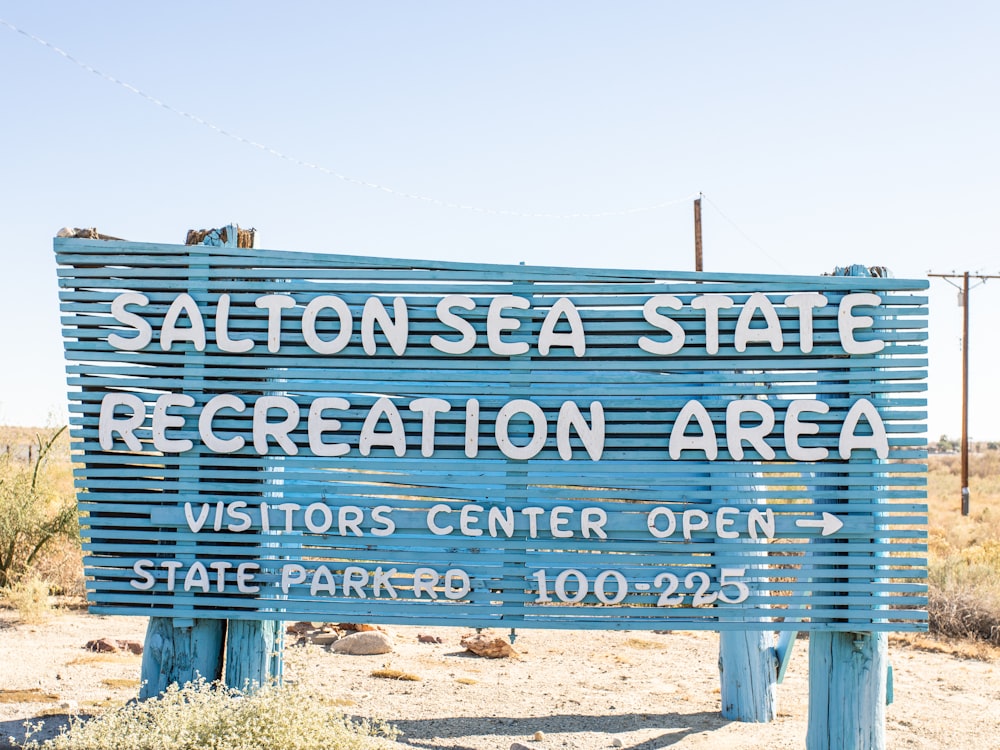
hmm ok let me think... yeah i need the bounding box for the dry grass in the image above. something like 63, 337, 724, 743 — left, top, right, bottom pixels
623, 637, 667, 650
2, 575, 53, 624
924, 450, 1000, 647
0, 689, 60, 704
65, 653, 140, 666
370, 668, 421, 681
100, 679, 140, 690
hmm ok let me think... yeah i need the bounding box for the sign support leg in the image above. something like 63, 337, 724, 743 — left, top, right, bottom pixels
806, 631, 887, 749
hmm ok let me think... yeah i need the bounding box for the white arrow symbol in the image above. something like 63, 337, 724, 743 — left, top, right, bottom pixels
795, 512, 843, 536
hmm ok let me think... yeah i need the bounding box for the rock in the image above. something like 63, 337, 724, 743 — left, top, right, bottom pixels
84, 638, 143, 654
418, 634, 443, 644
311, 633, 341, 646
59, 700, 78, 713
511, 744, 533, 750
612, 739, 624, 748
85, 638, 119, 653
286, 621, 316, 635
460, 633, 519, 659
338, 622, 380, 632
331, 631, 394, 655
533, 731, 545, 741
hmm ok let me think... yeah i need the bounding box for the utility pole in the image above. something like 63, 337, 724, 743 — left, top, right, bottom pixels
694, 194, 703, 272
928, 271, 1000, 515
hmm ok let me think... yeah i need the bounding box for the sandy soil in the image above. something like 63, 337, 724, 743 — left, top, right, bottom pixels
1, 609, 998, 749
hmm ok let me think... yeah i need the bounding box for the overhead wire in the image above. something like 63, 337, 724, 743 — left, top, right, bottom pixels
0, 17, 697, 220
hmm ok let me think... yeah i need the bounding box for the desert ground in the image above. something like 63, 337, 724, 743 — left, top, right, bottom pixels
1, 608, 998, 750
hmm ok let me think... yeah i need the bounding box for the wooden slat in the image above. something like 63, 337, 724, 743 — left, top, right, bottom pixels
55, 238, 928, 630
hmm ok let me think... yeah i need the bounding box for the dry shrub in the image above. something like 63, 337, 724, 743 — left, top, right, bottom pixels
927, 540, 1000, 645
3, 574, 53, 624
15, 679, 398, 750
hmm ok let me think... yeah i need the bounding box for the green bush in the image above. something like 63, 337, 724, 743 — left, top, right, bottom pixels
0, 427, 78, 591
16, 679, 399, 750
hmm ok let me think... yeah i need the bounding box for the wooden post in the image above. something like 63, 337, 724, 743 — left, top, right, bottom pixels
694, 195, 704, 272
807, 632, 887, 749
139, 618, 225, 699
718, 479, 777, 721
806, 264, 888, 749
960, 270, 970, 515
139, 224, 278, 697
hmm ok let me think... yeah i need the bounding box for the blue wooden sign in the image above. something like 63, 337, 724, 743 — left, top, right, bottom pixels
56, 238, 928, 631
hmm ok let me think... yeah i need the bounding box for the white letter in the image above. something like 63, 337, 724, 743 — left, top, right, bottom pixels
682, 509, 710, 540
459, 504, 484, 536
647, 507, 677, 538
184, 503, 211, 533
691, 295, 734, 355
444, 569, 471, 599
556, 400, 605, 461
580, 508, 608, 539
362, 296, 408, 356
726, 400, 776, 460
302, 295, 352, 354
131, 560, 155, 590
431, 295, 477, 354
108, 292, 152, 351
236, 563, 260, 593
716, 507, 740, 539
669, 400, 718, 459
161, 293, 206, 351
308, 397, 350, 457
255, 294, 296, 353
549, 506, 574, 538
281, 563, 307, 594
495, 399, 547, 459
199, 394, 246, 453
409, 397, 451, 457
99, 393, 145, 451
838, 293, 884, 354
785, 293, 827, 354
538, 297, 586, 357
465, 398, 480, 458
734, 293, 783, 352
638, 295, 686, 355
152, 393, 194, 453
338, 506, 364, 536
359, 397, 407, 456
839, 398, 889, 459
304, 503, 333, 533
253, 395, 300, 455
785, 400, 829, 461
215, 294, 254, 353
370, 506, 396, 537
427, 504, 454, 535
413, 568, 439, 599
487, 296, 530, 356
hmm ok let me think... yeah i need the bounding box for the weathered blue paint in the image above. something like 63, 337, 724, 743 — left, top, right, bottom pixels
138, 618, 225, 699
55, 239, 928, 633
774, 629, 798, 683
807, 632, 888, 749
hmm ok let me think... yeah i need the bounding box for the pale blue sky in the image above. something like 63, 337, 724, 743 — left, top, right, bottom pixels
1, 2, 997, 439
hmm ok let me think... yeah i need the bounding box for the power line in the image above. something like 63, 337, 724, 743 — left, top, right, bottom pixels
1, 17, 697, 220
701, 195, 788, 271
927, 270, 1000, 516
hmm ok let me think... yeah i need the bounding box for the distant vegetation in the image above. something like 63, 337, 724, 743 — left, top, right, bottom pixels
0, 426, 80, 620
924, 445, 1000, 646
